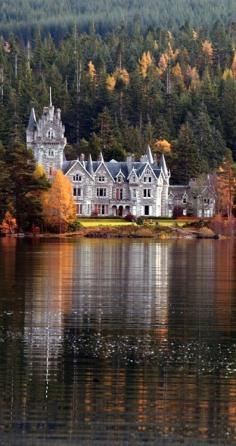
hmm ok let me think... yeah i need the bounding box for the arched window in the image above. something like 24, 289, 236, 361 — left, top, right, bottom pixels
47, 129, 54, 139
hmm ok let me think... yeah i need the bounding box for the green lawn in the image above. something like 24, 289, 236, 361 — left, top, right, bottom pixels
78, 218, 135, 227
78, 217, 196, 228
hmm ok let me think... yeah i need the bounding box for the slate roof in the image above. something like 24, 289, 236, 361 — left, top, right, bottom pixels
169, 185, 190, 199
27, 108, 37, 132
62, 158, 163, 181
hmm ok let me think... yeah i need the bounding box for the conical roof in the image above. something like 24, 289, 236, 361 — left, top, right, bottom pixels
160, 154, 169, 176
87, 153, 94, 175
146, 145, 154, 164
27, 108, 37, 132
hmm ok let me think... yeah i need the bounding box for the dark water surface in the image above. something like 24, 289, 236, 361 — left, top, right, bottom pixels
0, 238, 236, 445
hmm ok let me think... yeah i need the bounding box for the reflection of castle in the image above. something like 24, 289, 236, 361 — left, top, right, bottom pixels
66, 239, 170, 335
24, 243, 74, 380
26, 93, 215, 218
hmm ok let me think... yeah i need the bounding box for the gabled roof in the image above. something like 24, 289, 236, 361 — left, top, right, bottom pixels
62, 159, 94, 180
63, 158, 163, 182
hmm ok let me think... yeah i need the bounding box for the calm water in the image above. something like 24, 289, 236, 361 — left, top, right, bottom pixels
0, 238, 236, 445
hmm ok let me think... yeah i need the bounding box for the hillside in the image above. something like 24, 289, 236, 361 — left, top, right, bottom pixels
0, 0, 236, 39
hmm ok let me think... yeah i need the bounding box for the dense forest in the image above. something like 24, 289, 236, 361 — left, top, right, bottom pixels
0, 20, 236, 228
0, 0, 236, 40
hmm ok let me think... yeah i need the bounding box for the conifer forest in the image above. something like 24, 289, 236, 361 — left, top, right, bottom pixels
0, 0, 236, 228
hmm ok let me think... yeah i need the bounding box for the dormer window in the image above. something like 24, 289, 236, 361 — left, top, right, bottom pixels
117, 175, 123, 183
73, 174, 82, 182
98, 176, 105, 182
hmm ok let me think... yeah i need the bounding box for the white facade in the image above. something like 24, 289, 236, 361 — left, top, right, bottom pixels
26, 99, 171, 217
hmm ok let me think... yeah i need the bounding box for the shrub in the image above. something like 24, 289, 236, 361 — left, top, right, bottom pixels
68, 220, 82, 232
124, 213, 136, 222
136, 216, 144, 225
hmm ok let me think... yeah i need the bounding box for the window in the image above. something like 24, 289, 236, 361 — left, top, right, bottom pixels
47, 129, 54, 139
77, 204, 83, 215
144, 176, 152, 183
94, 204, 108, 215
182, 197, 187, 204
132, 189, 136, 199
97, 188, 107, 197
116, 189, 123, 200
117, 175, 123, 183
98, 176, 105, 182
132, 175, 136, 182
144, 205, 150, 216
48, 149, 54, 157
143, 189, 152, 198
73, 174, 82, 182
73, 187, 81, 197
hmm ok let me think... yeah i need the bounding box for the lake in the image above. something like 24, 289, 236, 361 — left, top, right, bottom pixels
0, 237, 236, 445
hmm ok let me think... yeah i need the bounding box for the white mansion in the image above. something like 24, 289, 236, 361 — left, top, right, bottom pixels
26, 97, 215, 218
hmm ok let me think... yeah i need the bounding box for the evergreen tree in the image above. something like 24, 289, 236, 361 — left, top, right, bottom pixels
171, 122, 204, 184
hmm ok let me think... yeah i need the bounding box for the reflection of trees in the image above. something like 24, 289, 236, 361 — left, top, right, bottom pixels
0, 239, 236, 443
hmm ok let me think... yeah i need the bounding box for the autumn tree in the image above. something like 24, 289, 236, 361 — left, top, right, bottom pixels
0, 211, 17, 234
42, 170, 76, 232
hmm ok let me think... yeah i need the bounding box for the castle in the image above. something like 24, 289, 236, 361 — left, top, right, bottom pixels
26, 95, 215, 218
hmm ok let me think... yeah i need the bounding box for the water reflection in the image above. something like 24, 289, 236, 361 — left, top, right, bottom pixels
0, 238, 236, 444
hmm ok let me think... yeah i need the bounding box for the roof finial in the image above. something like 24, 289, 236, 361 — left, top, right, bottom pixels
49, 86, 52, 107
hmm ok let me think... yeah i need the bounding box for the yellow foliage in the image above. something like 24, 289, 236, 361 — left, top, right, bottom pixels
88, 60, 96, 81
157, 53, 168, 76
192, 30, 198, 40
154, 40, 159, 50
42, 170, 76, 231
167, 30, 173, 42
0, 211, 17, 234
154, 139, 171, 154
106, 74, 116, 91
114, 68, 130, 86
33, 163, 46, 179
186, 65, 200, 89
222, 69, 233, 80
139, 51, 152, 78
167, 42, 179, 61
172, 63, 184, 81
202, 39, 214, 61
231, 52, 236, 77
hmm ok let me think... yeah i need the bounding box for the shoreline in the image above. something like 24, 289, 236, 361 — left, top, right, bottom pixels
2, 225, 229, 240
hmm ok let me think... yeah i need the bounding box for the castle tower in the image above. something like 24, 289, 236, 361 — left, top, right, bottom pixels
26, 88, 67, 177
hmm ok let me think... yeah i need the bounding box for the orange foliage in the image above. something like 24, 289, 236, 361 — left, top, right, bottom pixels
106, 74, 116, 91
42, 170, 76, 232
0, 211, 17, 234
154, 139, 171, 154
139, 51, 152, 78
114, 68, 130, 86
202, 39, 214, 62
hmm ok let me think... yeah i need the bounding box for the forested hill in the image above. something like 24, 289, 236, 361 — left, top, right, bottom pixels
1, 0, 236, 39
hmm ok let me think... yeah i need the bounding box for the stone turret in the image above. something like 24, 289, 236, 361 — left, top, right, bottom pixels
26, 89, 67, 177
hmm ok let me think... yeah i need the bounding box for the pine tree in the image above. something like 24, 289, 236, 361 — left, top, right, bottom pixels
172, 122, 204, 184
